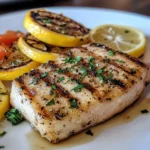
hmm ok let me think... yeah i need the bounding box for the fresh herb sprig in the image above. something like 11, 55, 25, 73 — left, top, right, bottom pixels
63, 56, 82, 64
0, 131, 6, 138
5, 109, 24, 125
71, 84, 84, 93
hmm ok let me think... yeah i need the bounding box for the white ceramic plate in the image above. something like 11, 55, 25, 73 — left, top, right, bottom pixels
0, 7, 150, 150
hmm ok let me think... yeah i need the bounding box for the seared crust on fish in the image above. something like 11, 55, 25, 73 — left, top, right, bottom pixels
10, 43, 149, 143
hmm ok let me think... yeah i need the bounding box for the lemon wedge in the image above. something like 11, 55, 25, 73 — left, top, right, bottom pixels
0, 81, 9, 121
90, 24, 146, 58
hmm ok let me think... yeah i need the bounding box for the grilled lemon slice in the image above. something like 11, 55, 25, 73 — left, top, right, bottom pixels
0, 80, 9, 121
24, 9, 90, 47
18, 33, 62, 63
0, 42, 40, 80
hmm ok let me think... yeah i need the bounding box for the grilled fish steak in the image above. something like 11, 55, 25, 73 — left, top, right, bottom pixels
11, 43, 149, 143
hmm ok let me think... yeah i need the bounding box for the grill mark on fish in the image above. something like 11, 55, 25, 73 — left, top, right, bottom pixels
89, 43, 148, 68
28, 69, 84, 110
61, 48, 128, 89
31, 10, 89, 36
76, 47, 134, 74
15, 78, 53, 119
74, 47, 143, 82
46, 61, 102, 99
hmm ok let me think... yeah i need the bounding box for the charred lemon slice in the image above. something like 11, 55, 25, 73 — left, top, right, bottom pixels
24, 9, 90, 47
0, 42, 40, 80
18, 33, 61, 63
0, 80, 9, 120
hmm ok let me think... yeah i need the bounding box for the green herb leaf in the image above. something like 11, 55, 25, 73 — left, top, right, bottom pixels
115, 60, 125, 64
46, 99, 55, 106
63, 56, 82, 64
64, 78, 72, 84
55, 91, 59, 98
0, 146, 4, 149
131, 68, 136, 74
70, 98, 78, 108
88, 56, 96, 70
57, 76, 65, 82
108, 73, 113, 79
71, 84, 84, 93
79, 67, 88, 80
67, 67, 73, 72
5, 109, 24, 125
49, 89, 54, 95
98, 75, 107, 83
0, 131, 6, 138
51, 84, 56, 90
57, 69, 65, 74
41, 72, 48, 78
108, 50, 116, 56
96, 66, 106, 75
41, 19, 51, 24
29, 77, 39, 85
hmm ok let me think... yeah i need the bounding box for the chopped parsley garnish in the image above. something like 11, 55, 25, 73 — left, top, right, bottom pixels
79, 67, 88, 80
46, 99, 55, 106
57, 69, 65, 74
96, 66, 106, 75
89, 56, 96, 70
64, 78, 72, 84
114, 60, 125, 64
108, 72, 113, 79
71, 84, 84, 93
55, 91, 59, 98
0, 146, 4, 149
141, 109, 149, 114
5, 108, 24, 125
40, 19, 51, 24
41, 72, 48, 78
108, 50, 116, 56
57, 76, 65, 82
29, 77, 39, 85
0, 131, 6, 138
49, 89, 54, 95
85, 129, 93, 136
67, 67, 73, 72
63, 56, 82, 64
131, 68, 136, 74
98, 75, 107, 83
51, 84, 56, 90
96, 66, 112, 83
70, 98, 78, 108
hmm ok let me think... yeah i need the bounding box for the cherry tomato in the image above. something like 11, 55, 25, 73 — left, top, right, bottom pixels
0, 30, 23, 45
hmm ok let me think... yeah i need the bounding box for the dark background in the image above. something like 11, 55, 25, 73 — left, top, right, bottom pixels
0, 0, 149, 16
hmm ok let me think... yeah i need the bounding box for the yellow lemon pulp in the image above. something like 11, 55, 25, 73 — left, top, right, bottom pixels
90, 24, 146, 58
0, 81, 9, 121
24, 10, 89, 47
